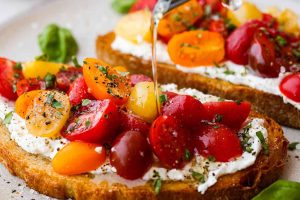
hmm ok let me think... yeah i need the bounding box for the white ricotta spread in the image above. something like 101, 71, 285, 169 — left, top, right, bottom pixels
0, 84, 267, 193
111, 35, 300, 110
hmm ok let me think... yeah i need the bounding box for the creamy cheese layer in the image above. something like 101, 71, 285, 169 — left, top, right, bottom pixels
0, 84, 267, 193
111, 35, 300, 110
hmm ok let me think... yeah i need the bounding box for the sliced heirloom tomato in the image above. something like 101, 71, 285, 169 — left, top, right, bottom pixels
158, 0, 203, 39
127, 82, 159, 123
0, 58, 24, 100
52, 141, 106, 175
16, 78, 46, 96
56, 67, 83, 92
162, 95, 207, 128
61, 99, 119, 144
110, 131, 153, 180
149, 115, 193, 169
203, 101, 251, 130
119, 111, 150, 136
226, 20, 264, 65
68, 77, 93, 105
15, 90, 42, 119
25, 90, 71, 138
168, 30, 225, 66
280, 73, 300, 103
83, 58, 130, 105
193, 123, 243, 162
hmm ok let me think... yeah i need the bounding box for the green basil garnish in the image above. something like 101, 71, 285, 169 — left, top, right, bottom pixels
112, 0, 136, 14
252, 180, 300, 200
38, 24, 78, 63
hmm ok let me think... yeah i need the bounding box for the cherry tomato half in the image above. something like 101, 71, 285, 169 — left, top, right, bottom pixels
280, 73, 300, 103
68, 77, 94, 105
56, 67, 82, 92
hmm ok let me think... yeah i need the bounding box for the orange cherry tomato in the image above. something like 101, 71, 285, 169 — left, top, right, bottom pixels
158, 0, 203, 39
15, 90, 42, 118
52, 141, 106, 175
167, 30, 225, 66
83, 58, 131, 105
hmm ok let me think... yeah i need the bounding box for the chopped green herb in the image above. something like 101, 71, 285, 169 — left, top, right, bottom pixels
72, 56, 81, 68
82, 99, 91, 106
184, 149, 191, 161
192, 171, 205, 183
46, 93, 54, 104
13, 73, 20, 78
292, 49, 300, 59
153, 170, 162, 194
288, 142, 300, 151
44, 73, 56, 88
4, 112, 13, 124
256, 131, 269, 155
215, 114, 223, 122
13, 63, 22, 70
35, 53, 49, 61
275, 35, 287, 46
235, 100, 242, 105
159, 94, 168, 104
98, 66, 108, 74
204, 5, 212, 17
213, 125, 220, 129
208, 156, 216, 162
218, 97, 225, 102
104, 114, 109, 119
12, 84, 17, 93
85, 120, 91, 128
224, 69, 235, 75
225, 19, 237, 32
172, 14, 181, 22
51, 99, 63, 109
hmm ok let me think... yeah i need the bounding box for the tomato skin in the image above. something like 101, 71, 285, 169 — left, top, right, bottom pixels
110, 131, 153, 180
56, 67, 82, 92
68, 77, 93, 105
149, 115, 193, 169
209, 19, 227, 36
129, 0, 157, 13
203, 101, 251, 131
16, 78, 46, 96
163, 91, 179, 101
119, 111, 150, 136
280, 73, 300, 103
226, 20, 264, 65
61, 100, 119, 144
193, 123, 243, 162
130, 74, 152, 87
0, 58, 23, 100
162, 95, 207, 128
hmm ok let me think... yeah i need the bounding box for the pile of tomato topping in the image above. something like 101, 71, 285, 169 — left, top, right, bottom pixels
0, 57, 254, 180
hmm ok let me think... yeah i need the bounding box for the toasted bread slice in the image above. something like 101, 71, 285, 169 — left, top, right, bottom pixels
96, 32, 300, 129
0, 110, 288, 200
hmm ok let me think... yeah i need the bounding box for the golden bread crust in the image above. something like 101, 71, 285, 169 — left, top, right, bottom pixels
96, 32, 300, 129
0, 112, 287, 200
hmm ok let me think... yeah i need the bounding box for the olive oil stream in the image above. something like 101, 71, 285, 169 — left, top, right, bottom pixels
151, 0, 242, 114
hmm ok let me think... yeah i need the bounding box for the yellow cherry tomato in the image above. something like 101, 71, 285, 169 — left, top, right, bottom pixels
22, 61, 68, 79
52, 141, 106, 175
15, 90, 42, 119
115, 10, 152, 43
127, 82, 160, 123
25, 90, 70, 138
227, 1, 263, 27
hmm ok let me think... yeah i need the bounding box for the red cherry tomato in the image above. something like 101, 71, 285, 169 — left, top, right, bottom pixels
262, 13, 278, 29
199, 0, 226, 13
130, 74, 152, 87
0, 58, 23, 100
16, 78, 46, 96
129, 0, 157, 13
209, 19, 227, 36
203, 101, 251, 130
162, 95, 207, 127
149, 115, 193, 169
193, 123, 243, 162
56, 67, 82, 92
119, 111, 150, 135
163, 91, 179, 101
68, 77, 94, 105
61, 100, 119, 144
226, 20, 264, 65
110, 131, 153, 180
248, 29, 281, 78
280, 73, 300, 103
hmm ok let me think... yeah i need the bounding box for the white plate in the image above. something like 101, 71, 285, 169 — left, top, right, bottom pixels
0, 0, 299, 199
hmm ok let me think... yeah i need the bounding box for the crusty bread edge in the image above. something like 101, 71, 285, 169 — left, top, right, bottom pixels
96, 32, 300, 129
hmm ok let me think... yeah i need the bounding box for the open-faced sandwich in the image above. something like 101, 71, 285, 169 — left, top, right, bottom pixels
96, 0, 300, 128
0, 57, 287, 199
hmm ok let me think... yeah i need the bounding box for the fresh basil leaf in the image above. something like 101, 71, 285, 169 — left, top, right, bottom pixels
82, 99, 91, 106
4, 112, 13, 125
38, 24, 78, 63
252, 180, 300, 200
112, 0, 136, 14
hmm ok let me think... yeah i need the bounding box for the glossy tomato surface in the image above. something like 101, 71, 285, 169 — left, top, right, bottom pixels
149, 115, 193, 169
119, 111, 150, 135
0, 58, 23, 100
61, 99, 119, 144
16, 78, 46, 96
56, 67, 82, 92
110, 131, 153, 180
68, 77, 94, 105
280, 73, 300, 103
162, 95, 207, 127
193, 123, 243, 162
130, 0, 157, 13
